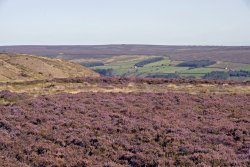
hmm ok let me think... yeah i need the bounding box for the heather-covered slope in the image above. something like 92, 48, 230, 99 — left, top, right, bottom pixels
0, 91, 249, 166
0, 53, 99, 82
1, 45, 250, 64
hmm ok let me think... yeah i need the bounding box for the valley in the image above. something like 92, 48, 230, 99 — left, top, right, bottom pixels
1, 45, 250, 80
0, 51, 249, 166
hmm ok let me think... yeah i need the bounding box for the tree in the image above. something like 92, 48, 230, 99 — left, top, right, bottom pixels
94, 69, 114, 77
203, 71, 229, 80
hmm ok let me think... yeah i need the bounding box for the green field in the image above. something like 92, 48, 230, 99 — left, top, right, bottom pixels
74, 55, 250, 80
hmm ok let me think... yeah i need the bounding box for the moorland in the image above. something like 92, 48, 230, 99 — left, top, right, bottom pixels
1, 45, 250, 80
0, 50, 249, 166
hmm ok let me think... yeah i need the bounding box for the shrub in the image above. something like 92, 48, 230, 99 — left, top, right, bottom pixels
94, 68, 114, 77
80, 62, 104, 67
203, 71, 229, 80
228, 70, 250, 77
146, 73, 181, 79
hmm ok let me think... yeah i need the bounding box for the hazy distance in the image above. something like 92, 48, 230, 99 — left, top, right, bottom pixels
0, 0, 250, 46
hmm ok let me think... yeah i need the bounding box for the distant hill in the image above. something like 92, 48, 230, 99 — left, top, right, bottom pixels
1, 45, 250, 64
0, 53, 99, 82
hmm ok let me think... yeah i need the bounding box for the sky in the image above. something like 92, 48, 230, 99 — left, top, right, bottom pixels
0, 0, 250, 46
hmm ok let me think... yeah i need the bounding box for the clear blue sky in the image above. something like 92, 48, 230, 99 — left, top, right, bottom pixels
0, 0, 250, 46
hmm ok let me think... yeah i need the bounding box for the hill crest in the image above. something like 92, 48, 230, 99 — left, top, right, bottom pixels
0, 53, 99, 82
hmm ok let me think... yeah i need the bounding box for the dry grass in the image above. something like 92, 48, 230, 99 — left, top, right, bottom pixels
0, 98, 15, 105
1, 79, 249, 97
0, 53, 99, 82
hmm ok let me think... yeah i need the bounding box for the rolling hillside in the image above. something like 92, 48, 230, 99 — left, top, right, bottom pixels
1, 45, 250, 64
0, 79, 249, 166
2, 45, 250, 80
0, 53, 99, 82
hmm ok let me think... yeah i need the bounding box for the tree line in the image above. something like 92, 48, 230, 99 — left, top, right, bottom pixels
177, 60, 216, 68
135, 57, 164, 67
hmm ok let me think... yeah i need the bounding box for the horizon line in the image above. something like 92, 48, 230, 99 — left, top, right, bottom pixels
1, 44, 250, 47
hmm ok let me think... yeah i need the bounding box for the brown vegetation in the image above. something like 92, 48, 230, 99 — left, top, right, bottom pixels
0, 91, 249, 166
1, 45, 250, 64
0, 53, 99, 82
1, 77, 250, 97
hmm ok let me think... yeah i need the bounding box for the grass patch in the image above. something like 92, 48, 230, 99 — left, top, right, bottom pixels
1, 79, 250, 96
0, 98, 15, 105
80, 56, 250, 79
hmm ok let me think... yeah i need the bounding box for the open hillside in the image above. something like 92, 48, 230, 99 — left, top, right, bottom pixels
86, 56, 250, 79
0, 53, 99, 82
1, 45, 250, 64
1, 45, 250, 80
0, 48, 250, 166
0, 78, 249, 166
